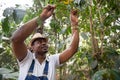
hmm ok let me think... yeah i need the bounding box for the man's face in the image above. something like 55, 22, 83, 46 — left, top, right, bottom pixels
32, 38, 48, 55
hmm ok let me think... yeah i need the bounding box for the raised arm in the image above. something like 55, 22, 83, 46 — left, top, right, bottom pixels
59, 10, 79, 64
11, 5, 55, 61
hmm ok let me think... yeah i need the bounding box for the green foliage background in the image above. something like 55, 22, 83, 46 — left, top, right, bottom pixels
0, 0, 120, 80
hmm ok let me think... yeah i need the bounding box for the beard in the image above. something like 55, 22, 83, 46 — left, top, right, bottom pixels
42, 47, 48, 53
42, 44, 48, 52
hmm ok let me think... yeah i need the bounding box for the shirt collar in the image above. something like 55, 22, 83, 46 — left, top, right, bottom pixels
33, 53, 49, 62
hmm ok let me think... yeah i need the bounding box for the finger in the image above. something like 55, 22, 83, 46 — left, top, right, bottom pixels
50, 7, 55, 13
52, 5, 56, 9
44, 5, 55, 11
44, 4, 52, 11
44, 4, 51, 9
71, 9, 77, 15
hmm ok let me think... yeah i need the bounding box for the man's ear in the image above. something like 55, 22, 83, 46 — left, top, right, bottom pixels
28, 46, 34, 52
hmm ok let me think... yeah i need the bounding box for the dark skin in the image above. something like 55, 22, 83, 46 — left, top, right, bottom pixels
31, 38, 48, 63
11, 5, 79, 64
32, 38, 48, 55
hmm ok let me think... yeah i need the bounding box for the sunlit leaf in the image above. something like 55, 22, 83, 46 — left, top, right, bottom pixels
3, 72, 18, 79
0, 68, 12, 74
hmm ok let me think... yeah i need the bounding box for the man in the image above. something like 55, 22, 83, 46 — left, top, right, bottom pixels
11, 5, 79, 80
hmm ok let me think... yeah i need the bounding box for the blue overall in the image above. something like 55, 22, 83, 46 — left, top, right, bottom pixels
25, 59, 49, 80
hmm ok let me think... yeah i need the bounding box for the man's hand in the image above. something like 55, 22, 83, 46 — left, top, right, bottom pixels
70, 10, 78, 26
40, 5, 56, 21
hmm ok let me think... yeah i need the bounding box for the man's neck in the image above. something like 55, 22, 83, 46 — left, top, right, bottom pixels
35, 53, 46, 64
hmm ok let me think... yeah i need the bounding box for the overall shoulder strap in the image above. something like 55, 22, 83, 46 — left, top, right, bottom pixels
28, 59, 35, 73
43, 60, 49, 75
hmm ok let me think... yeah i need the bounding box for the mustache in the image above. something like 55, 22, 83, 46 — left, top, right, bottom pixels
40, 44, 48, 48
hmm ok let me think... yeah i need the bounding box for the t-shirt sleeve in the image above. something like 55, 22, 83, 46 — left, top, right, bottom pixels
17, 50, 33, 67
49, 54, 61, 67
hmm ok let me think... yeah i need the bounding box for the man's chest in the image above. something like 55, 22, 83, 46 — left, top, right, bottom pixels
32, 60, 56, 78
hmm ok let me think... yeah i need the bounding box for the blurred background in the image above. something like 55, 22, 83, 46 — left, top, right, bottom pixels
0, 0, 120, 80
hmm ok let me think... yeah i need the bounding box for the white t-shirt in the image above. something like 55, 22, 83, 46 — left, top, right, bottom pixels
18, 50, 60, 80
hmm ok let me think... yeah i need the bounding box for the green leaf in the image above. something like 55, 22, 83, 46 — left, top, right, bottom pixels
112, 25, 120, 30
74, 0, 86, 10
13, 9, 26, 24
1, 17, 10, 33
110, 69, 120, 80
81, 32, 88, 40
92, 69, 120, 80
0, 74, 2, 80
60, 27, 67, 34
3, 7, 14, 17
90, 60, 98, 70
0, 68, 12, 74
3, 72, 18, 79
